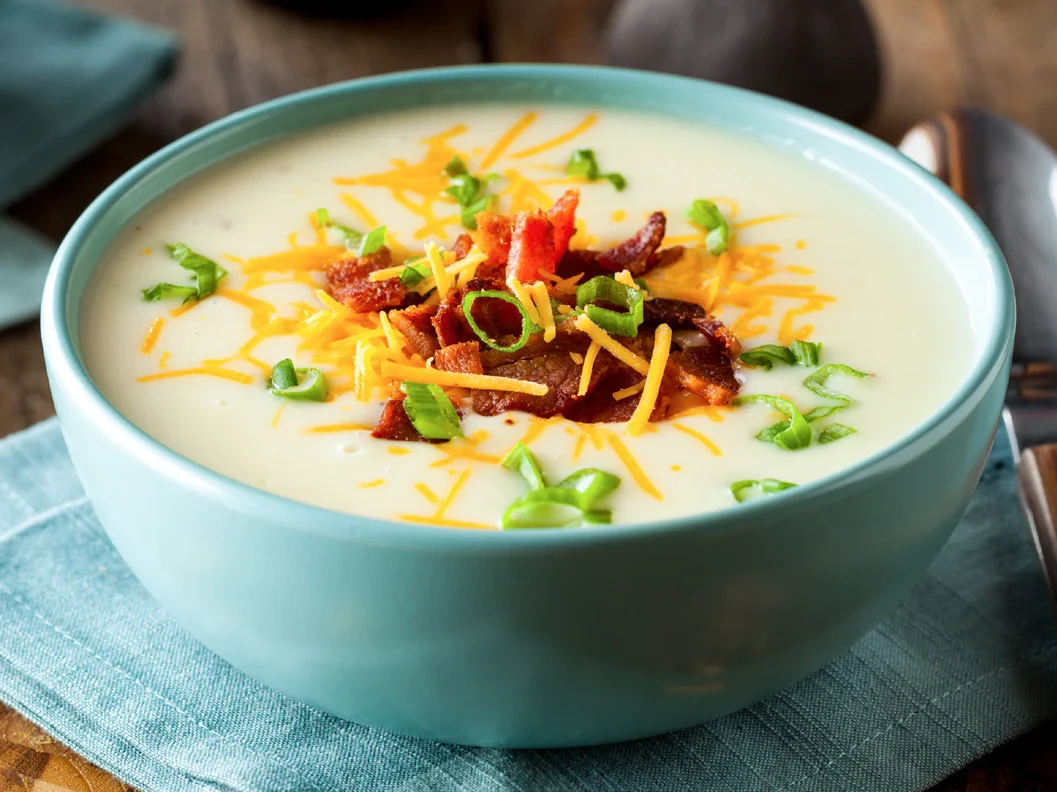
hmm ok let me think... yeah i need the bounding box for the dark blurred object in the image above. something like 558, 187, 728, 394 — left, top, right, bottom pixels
604, 0, 881, 127
260, 0, 415, 17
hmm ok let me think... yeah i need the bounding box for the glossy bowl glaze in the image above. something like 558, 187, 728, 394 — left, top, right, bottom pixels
41, 65, 1014, 748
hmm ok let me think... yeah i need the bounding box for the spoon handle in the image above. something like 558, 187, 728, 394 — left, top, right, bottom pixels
1017, 446, 1057, 601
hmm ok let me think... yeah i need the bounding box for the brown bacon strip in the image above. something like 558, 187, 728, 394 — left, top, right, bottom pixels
506, 212, 556, 283
371, 397, 439, 443
692, 315, 741, 356
597, 212, 666, 275
434, 341, 484, 374
642, 298, 707, 328
389, 304, 440, 359
547, 189, 580, 265
325, 246, 411, 313
665, 346, 739, 406
475, 212, 512, 264
473, 344, 611, 418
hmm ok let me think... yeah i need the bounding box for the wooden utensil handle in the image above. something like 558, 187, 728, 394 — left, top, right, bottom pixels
1018, 444, 1057, 600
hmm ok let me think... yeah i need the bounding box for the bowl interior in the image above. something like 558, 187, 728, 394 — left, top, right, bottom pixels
43, 65, 1015, 545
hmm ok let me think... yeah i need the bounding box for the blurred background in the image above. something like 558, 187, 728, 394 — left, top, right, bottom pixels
2, 0, 1057, 789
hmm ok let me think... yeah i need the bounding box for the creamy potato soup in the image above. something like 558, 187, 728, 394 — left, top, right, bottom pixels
82, 106, 974, 529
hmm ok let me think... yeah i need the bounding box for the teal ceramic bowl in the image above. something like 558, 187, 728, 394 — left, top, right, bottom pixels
41, 65, 1014, 748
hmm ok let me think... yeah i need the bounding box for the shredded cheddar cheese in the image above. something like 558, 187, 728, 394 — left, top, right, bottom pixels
612, 380, 645, 400
141, 318, 164, 354
627, 324, 672, 435
671, 422, 722, 456
528, 281, 556, 342
381, 361, 549, 396
138, 367, 253, 385
578, 341, 601, 396
358, 479, 386, 488
506, 277, 543, 326
602, 430, 663, 500
575, 315, 650, 375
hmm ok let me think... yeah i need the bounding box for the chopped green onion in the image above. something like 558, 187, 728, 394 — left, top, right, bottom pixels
142, 283, 198, 303
462, 290, 541, 353
686, 199, 731, 255
268, 359, 328, 402
443, 155, 468, 177
575, 275, 644, 337
501, 442, 545, 490
818, 424, 856, 444
740, 340, 824, 370
444, 173, 480, 206
733, 394, 812, 450
501, 470, 621, 529
739, 344, 796, 370
803, 363, 869, 403
498, 444, 621, 529
565, 149, 626, 192
143, 244, 228, 303
441, 169, 499, 230
633, 277, 649, 292
401, 381, 462, 440
460, 194, 494, 230
270, 358, 297, 390
802, 404, 847, 422
398, 263, 430, 289
730, 479, 798, 503
789, 340, 822, 367
316, 207, 387, 256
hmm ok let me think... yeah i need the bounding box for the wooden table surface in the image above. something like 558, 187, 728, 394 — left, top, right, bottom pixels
3, 0, 1057, 788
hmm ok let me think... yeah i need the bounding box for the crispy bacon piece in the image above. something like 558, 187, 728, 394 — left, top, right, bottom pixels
665, 346, 739, 405
646, 245, 685, 272
546, 189, 580, 265
692, 315, 741, 356
434, 341, 484, 374
452, 233, 474, 261
555, 213, 670, 281
475, 212, 512, 264
473, 344, 610, 418
433, 289, 473, 348
597, 212, 666, 275
389, 304, 440, 359
564, 368, 671, 424
371, 397, 437, 443
507, 212, 556, 283
325, 246, 411, 313
643, 298, 707, 328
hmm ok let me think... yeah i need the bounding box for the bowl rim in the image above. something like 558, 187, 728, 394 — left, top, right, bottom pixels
41, 63, 1015, 549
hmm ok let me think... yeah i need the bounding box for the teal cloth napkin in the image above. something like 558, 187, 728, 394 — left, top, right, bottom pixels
0, 418, 1055, 792
0, 0, 176, 330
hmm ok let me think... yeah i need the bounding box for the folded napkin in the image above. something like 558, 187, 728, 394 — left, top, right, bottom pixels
0, 0, 176, 331
0, 419, 1054, 792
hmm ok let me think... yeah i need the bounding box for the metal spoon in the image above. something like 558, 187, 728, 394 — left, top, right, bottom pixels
899, 109, 1057, 599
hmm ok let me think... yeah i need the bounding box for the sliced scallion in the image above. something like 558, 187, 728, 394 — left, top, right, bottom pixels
142, 283, 198, 304
268, 359, 328, 402
401, 381, 462, 440
499, 444, 621, 529
789, 340, 822, 367
501, 442, 545, 490
442, 169, 499, 230
733, 394, 813, 450
443, 155, 468, 177
143, 244, 227, 303
686, 199, 731, 255
575, 275, 644, 337
730, 479, 798, 503
316, 207, 386, 256
462, 290, 541, 353
817, 424, 857, 444
803, 363, 869, 403
398, 262, 430, 289
739, 344, 796, 370
565, 149, 626, 191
